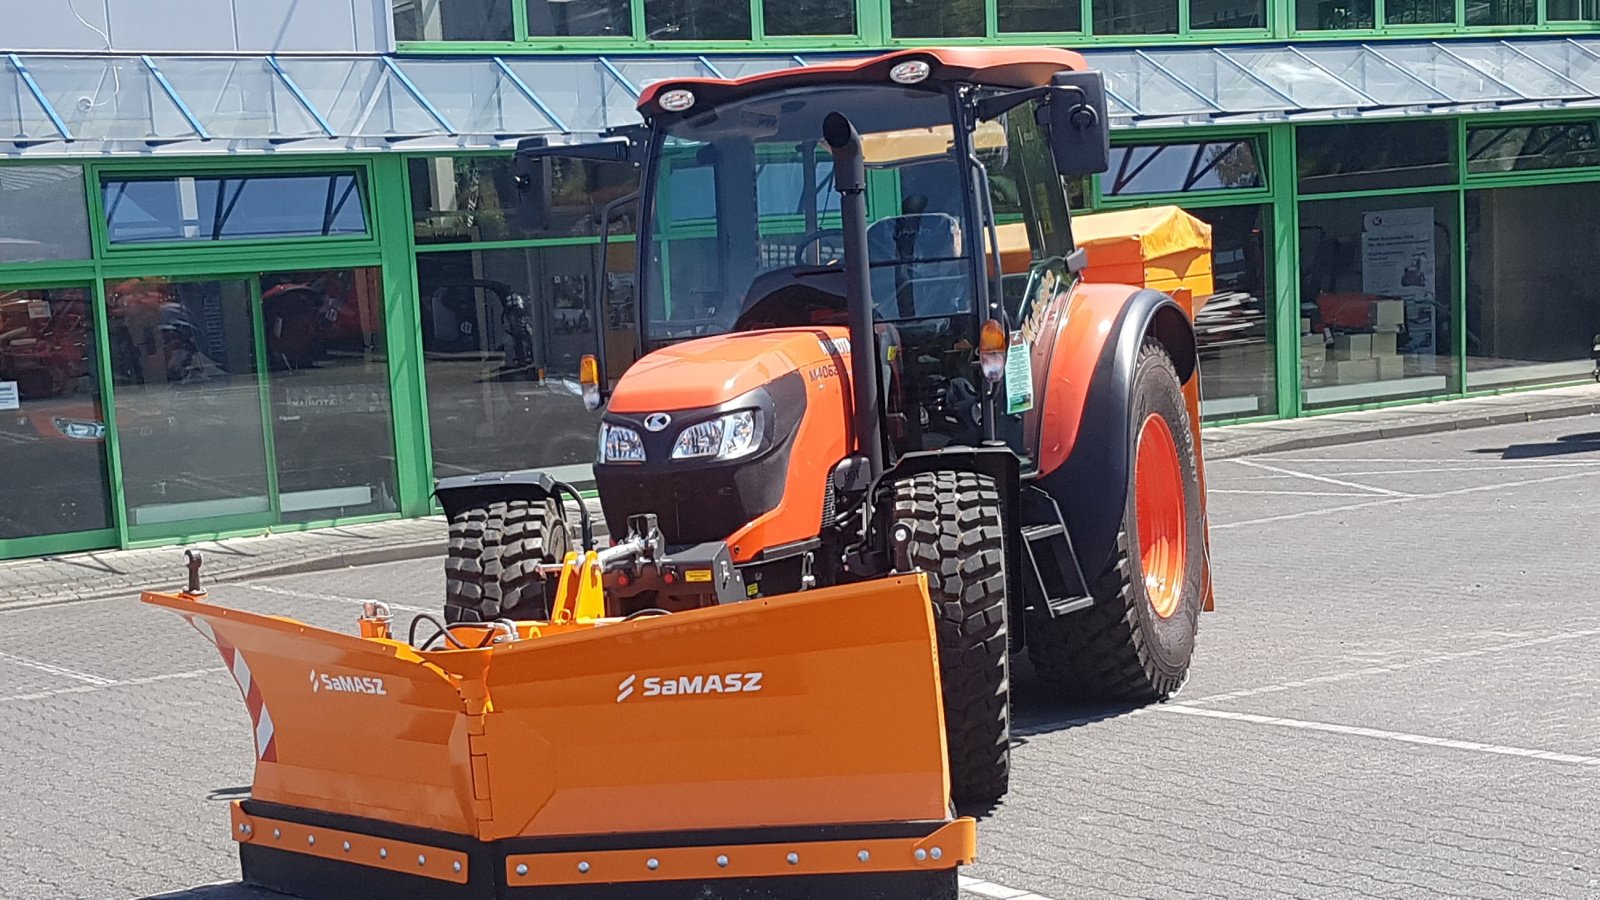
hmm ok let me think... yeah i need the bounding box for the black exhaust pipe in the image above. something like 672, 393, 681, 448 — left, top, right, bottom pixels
823, 112, 883, 481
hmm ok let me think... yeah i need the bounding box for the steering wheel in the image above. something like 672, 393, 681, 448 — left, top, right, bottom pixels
791, 229, 844, 265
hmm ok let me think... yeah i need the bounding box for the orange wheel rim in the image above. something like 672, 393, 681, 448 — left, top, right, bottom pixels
1134, 413, 1187, 619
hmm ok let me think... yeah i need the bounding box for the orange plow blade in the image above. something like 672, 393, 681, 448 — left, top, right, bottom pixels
144, 574, 974, 899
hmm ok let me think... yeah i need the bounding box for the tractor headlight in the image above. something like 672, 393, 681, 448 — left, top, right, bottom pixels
599, 422, 646, 463
671, 410, 762, 461
52, 417, 106, 441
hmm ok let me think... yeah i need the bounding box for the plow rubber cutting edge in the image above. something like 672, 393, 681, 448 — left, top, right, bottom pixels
144, 573, 975, 899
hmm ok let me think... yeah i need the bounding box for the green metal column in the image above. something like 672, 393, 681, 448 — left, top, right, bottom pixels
1267, 123, 1303, 420
370, 154, 436, 518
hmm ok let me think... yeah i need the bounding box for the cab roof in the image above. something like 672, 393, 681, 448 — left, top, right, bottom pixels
636, 47, 1089, 118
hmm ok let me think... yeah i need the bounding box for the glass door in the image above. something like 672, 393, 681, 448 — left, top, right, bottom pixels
108, 276, 274, 538
259, 266, 398, 523
105, 266, 398, 542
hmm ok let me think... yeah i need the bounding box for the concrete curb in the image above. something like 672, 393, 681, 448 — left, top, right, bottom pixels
1203, 398, 1600, 460
0, 540, 444, 614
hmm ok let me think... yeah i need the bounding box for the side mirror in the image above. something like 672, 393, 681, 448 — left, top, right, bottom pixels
1047, 72, 1111, 177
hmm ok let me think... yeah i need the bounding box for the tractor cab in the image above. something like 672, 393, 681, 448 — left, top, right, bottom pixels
517, 49, 1111, 468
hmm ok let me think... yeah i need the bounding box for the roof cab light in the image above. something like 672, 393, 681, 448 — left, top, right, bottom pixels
978, 319, 1007, 384
889, 60, 931, 85
671, 410, 763, 461
600, 423, 646, 464
658, 89, 696, 112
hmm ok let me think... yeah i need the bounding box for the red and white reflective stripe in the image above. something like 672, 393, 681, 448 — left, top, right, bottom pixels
186, 616, 277, 763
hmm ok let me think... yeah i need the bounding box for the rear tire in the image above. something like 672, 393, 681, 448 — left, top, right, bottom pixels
444, 498, 570, 624
1027, 341, 1204, 700
890, 470, 1010, 805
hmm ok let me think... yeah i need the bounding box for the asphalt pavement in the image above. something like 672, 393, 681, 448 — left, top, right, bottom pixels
1, 415, 1598, 899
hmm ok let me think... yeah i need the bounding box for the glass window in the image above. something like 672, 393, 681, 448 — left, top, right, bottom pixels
1466, 183, 1600, 390
1189, 205, 1275, 422
1093, 0, 1179, 34
644, 0, 752, 39
1549, 0, 1600, 18
393, 0, 514, 41
997, 0, 1083, 32
0, 166, 90, 263
527, 0, 632, 36
260, 267, 398, 523
1465, 0, 1536, 23
0, 287, 113, 539
890, 0, 985, 37
409, 155, 637, 245
1385, 0, 1453, 23
1466, 122, 1600, 175
1298, 193, 1458, 410
1103, 141, 1264, 197
1297, 122, 1456, 195
1295, 0, 1374, 29
108, 277, 273, 533
418, 246, 615, 480
102, 173, 367, 245
1190, 0, 1265, 28
764, 0, 858, 35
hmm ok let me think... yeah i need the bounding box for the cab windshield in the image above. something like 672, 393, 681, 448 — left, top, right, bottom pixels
640, 84, 977, 343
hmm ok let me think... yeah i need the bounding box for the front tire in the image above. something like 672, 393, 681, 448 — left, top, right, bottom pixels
1028, 341, 1205, 700
444, 498, 570, 624
890, 470, 1010, 805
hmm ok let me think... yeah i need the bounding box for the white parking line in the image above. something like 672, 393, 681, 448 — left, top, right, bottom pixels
1213, 467, 1600, 530
0, 666, 226, 703
1155, 705, 1600, 766
0, 650, 117, 686
1225, 458, 1410, 496
1210, 488, 1374, 497
236, 582, 432, 614
961, 874, 1057, 899
1175, 627, 1600, 707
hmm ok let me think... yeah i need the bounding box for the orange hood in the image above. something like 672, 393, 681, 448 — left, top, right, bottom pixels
608, 327, 850, 413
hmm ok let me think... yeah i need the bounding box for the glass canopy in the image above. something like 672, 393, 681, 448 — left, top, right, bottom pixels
7, 39, 1600, 154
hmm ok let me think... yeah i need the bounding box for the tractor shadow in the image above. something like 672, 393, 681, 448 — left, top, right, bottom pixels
1472, 430, 1600, 459
957, 657, 1147, 821
141, 886, 280, 900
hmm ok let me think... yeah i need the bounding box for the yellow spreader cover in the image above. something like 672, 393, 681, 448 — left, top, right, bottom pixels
1073, 205, 1215, 305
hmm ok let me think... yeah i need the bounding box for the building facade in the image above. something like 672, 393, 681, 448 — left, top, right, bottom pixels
2, 0, 1599, 559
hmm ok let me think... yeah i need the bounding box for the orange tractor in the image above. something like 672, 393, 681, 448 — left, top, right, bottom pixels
146, 47, 1213, 899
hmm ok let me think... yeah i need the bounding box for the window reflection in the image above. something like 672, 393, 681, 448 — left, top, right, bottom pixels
410, 156, 637, 244
643, 0, 752, 39
418, 247, 619, 481
527, 0, 632, 36
261, 267, 399, 523
0, 287, 112, 538
102, 173, 367, 245
393, 0, 515, 40
107, 277, 273, 530
1466, 184, 1600, 390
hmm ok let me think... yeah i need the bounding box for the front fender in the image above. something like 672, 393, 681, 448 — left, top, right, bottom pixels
434, 469, 558, 522
1034, 284, 1199, 578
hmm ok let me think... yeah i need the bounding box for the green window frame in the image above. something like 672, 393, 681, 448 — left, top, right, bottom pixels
90, 160, 381, 260
397, 0, 874, 51
1291, 0, 1600, 36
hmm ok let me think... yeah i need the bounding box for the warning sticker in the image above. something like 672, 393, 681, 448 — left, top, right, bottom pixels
1004, 333, 1033, 415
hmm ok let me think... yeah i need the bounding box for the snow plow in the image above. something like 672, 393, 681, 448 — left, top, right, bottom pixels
144, 549, 974, 899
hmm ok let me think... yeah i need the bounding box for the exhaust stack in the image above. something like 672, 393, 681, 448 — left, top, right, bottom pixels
823, 111, 883, 481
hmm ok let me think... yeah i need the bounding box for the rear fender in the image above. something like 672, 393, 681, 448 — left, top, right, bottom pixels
434, 470, 557, 522
1034, 285, 1204, 586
